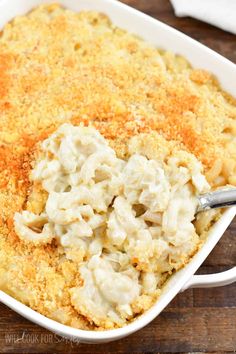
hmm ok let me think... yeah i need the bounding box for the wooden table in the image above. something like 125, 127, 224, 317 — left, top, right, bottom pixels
0, 1, 235, 353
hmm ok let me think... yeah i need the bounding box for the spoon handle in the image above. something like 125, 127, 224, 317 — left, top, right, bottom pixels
197, 189, 236, 212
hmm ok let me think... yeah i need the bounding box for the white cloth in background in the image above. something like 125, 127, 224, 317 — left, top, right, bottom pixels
170, 0, 236, 35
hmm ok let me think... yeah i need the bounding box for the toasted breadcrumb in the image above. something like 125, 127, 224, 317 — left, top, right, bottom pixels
0, 4, 235, 330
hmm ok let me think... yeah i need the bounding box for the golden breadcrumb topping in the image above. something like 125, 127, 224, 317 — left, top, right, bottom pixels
0, 4, 235, 330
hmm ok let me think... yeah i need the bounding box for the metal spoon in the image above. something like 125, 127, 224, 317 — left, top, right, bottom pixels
197, 188, 236, 213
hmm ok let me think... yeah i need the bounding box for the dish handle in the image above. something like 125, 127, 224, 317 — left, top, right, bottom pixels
181, 267, 236, 291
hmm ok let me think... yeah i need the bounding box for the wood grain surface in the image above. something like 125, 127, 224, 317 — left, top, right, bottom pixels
0, 0, 236, 353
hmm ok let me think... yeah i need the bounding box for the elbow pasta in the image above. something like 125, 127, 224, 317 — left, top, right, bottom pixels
14, 123, 210, 327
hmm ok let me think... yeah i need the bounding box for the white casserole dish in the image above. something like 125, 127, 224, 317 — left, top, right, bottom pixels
0, 0, 236, 344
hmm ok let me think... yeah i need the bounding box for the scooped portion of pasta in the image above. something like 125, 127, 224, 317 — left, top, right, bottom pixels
14, 124, 210, 328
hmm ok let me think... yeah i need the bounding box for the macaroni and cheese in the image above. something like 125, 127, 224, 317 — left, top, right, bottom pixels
0, 4, 235, 330
14, 124, 210, 327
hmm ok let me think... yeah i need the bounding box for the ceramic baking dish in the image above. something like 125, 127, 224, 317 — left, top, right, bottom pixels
0, 0, 236, 344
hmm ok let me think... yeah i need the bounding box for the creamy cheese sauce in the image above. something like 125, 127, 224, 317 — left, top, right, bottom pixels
14, 123, 210, 326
